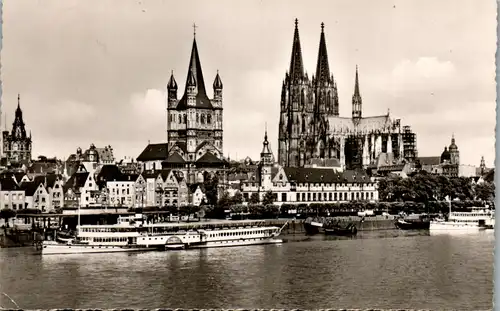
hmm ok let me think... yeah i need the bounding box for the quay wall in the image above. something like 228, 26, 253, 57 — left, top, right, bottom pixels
265, 216, 396, 234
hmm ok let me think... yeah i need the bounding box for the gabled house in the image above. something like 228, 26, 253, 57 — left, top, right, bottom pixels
0, 177, 25, 210
33, 174, 64, 211
20, 181, 50, 211
63, 171, 99, 208
188, 183, 206, 206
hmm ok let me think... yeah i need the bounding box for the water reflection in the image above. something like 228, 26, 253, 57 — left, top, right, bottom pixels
0, 232, 494, 310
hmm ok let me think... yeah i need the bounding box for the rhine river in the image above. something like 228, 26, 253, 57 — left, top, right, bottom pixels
0, 230, 494, 310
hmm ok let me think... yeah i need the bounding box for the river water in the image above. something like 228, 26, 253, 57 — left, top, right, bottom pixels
0, 230, 494, 310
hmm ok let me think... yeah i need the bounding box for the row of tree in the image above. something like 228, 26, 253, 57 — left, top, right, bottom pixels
377, 171, 495, 202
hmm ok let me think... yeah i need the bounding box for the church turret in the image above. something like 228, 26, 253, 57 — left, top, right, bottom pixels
213, 70, 223, 100
167, 71, 178, 100
259, 125, 274, 189
352, 65, 362, 121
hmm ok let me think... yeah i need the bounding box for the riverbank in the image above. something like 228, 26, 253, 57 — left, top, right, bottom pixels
0, 216, 397, 247
266, 216, 395, 234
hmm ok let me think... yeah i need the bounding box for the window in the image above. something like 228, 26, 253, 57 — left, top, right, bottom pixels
178, 115, 181, 123
196, 113, 199, 123
281, 193, 287, 202
207, 114, 211, 124
201, 114, 205, 124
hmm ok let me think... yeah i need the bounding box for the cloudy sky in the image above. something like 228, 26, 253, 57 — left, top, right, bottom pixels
2, 0, 496, 166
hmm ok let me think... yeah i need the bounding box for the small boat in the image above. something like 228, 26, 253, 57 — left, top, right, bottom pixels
303, 217, 324, 235
324, 223, 358, 236
394, 218, 430, 230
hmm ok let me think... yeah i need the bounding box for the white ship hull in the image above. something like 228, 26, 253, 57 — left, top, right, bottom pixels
41, 243, 153, 255
429, 221, 482, 231
185, 237, 283, 249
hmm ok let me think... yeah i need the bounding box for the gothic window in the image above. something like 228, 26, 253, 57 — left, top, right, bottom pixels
178, 114, 181, 123
302, 115, 306, 133
207, 114, 211, 124
201, 114, 205, 124
327, 91, 332, 112
196, 113, 199, 123
300, 89, 305, 110
183, 114, 187, 124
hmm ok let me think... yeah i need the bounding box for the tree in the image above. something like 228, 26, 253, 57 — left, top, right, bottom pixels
203, 172, 219, 206
232, 192, 244, 205
0, 209, 16, 228
474, 182, 495, 201
262, 191, 275, 206
217, 191, 232, 208
249, 192, 260, 204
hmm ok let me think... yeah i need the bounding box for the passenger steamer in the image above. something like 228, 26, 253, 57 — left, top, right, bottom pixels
429, 205, 495, 232
41, 211, 286, 255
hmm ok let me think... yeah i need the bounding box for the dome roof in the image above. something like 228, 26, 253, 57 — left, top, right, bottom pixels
449, 136, 458, 151
441, 147, 451, 163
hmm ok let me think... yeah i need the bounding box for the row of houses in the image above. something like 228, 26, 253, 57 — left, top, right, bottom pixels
0, 162, 208, 212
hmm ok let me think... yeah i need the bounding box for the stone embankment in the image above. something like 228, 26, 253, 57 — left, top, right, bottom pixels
265, 216, 396, 234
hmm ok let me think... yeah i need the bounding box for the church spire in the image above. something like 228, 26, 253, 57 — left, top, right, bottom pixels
289, 18, 304, 81
12, 94, 27, 139
352, 65, 362, 120
315, 22, 330, 84
184, 31, 207, 97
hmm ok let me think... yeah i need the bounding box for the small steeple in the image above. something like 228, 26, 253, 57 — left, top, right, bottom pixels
289, 18, 304, 81
315, 22, 330, 84
213, 70, 223, 89
352, 65, 362, 120
167, 70, 178, 90
261, 123, 271, 152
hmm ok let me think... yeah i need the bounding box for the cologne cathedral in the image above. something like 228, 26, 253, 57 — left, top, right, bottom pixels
278, 20, 417, 170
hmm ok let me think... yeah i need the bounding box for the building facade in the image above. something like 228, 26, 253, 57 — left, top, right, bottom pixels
242, 131, 379, 206
278, 20, 417, 170
2, 95, 32, 165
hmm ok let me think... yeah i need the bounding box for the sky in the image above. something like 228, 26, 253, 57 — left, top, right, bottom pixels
1, 0, 496, 167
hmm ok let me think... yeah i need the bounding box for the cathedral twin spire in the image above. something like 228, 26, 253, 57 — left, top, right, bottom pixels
289, 19, 363, 115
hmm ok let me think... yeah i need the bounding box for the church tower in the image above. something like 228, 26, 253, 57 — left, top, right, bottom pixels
2, 94, 32, 164
448, 134, 460, 165
165, 26, 224, 163
259, 126, 274, 189
278, 19, 309, 168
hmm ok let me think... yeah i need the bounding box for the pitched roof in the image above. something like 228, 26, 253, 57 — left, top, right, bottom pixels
13, 173, 27, 184
188, 183, 205, 193
20, 181, 40, 196
279, 167, 372, 184
63, 172, 89, 193
165, 152, 186, 164
418, 157, 441, 166
169, 141, 187, 154
0, 177, 20, 191
33, 174, 61, 188
196, 152, 224, 164
28, 162, 60, 175
96, 165, 123, 187
137, 143, 168, 162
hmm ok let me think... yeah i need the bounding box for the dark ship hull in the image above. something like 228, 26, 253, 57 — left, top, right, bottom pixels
394, 219, 430, 230
324, 223, 358, 236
